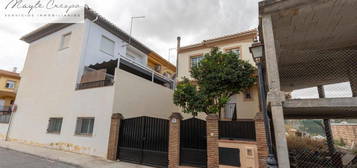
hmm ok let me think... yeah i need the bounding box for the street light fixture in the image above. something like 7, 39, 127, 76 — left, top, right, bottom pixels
249, 41, 278, 168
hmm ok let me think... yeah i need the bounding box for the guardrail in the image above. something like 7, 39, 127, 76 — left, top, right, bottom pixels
120, 56, 175, 86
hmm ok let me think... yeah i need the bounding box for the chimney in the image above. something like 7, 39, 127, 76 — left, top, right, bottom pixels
12, 67, 17, 73
176, 36, 181, 76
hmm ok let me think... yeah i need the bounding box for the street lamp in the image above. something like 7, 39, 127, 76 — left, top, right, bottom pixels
249, 41, 278, 168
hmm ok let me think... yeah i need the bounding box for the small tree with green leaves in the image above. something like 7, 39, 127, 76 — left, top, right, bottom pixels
174, 47, 256, 116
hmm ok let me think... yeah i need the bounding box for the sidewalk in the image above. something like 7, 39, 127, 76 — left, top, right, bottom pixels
0, 140, 152, 168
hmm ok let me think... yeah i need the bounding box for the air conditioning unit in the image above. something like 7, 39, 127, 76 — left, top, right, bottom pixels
154, 65, 161, 72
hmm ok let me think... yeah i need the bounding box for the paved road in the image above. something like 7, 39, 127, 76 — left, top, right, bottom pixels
0, 147, 79, 168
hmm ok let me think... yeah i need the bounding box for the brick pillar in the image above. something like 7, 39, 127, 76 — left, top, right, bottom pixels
168, 112, 183, 168
206, 114, 219, 168
255, 112, 269, 168
107, 113, 123, 160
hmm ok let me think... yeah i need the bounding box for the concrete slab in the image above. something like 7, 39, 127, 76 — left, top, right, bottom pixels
283, 97, 357, 119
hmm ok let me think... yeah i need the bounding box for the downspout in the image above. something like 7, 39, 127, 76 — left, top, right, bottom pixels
176, 36, 181, 81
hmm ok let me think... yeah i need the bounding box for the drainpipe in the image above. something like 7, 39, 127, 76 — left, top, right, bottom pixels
176, 36, 181, 80
5, 105, 15, 141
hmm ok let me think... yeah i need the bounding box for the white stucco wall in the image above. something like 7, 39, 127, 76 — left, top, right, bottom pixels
113, 69, 178, 119
0, 123, 9, 139
177, 38, 259, 119
83, 20, 126, 67
9, 23, 115, 158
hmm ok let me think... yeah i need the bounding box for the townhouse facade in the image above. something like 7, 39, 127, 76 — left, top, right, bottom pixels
0, 69, 20, 138
176, 30, 260, 120
7, 7, 177, 160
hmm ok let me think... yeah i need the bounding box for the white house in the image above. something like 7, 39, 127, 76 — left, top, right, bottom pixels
7, 7, 177, 159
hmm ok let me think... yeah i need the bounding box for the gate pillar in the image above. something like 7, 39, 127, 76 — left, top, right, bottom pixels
168, 112, 183, 168
206, 114, 219, 168
107, 113, 123, 160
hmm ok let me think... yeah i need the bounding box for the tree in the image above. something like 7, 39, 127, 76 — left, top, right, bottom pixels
173, 47, 256, 116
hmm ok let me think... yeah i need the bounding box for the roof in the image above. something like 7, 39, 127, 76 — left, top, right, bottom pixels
0, 69, 20, 79
178, 29, 257, 53
20, 7, 175, 70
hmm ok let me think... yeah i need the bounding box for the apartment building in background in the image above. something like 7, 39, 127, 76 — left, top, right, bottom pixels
5, 7, 177, 159
177, 30, 260, 120
0, 69, 20, 138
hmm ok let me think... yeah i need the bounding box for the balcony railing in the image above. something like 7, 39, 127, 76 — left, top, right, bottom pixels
0, 106, 11, 113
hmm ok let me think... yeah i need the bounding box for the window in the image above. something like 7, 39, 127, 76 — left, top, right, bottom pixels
243, 89, 253, 101
47, 118, 63, 133
226, 47, 241, 58
190, 55, 204, 68
221, 103, 236, 120
60, 33, 71, 49
100, 36, 115, 56
5, 80, 15, 89
0, 114, 10, 123
75, 117, 94, 135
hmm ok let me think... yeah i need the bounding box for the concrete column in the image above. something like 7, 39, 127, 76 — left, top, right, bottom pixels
262, 14, 290, 168
206, 114, 219, 168
168, 112, 183, 168
107, 113, 123, 160
349, 67, 357, 97
255, 112, 269, 168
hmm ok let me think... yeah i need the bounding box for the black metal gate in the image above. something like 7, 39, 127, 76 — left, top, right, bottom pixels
117, 116, 169, 167
180, 118, 207, 167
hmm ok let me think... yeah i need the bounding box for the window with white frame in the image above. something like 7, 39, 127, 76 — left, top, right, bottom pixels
47, 118, 63, 133
190, 55, 204, 68
75, 117, 94, 135
5, 80, 15, 89
227, 47, 241, 57
100, 36, 115, 56
60, 33, 71, 49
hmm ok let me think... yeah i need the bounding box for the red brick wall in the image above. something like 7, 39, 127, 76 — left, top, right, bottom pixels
331, 124, 357, 147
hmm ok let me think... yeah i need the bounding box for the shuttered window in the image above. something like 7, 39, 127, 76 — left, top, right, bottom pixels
75, 117, 94, 135
60, 33, 71, 49
100, 36, 115, 56
47, 118, 63, 133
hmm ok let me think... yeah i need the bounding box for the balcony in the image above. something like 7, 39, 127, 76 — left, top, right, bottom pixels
78, 57, 174, 90
76, 67, 114, 90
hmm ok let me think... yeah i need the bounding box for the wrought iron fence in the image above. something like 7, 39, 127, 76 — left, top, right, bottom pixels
219, 120, 256, 141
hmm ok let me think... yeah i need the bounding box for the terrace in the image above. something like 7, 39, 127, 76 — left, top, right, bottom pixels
76, 56, 175, 90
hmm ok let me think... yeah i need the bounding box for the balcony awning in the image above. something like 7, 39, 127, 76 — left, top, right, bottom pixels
88, 59, 173, 88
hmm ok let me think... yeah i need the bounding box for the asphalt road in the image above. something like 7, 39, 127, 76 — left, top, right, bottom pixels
0, 147, 79, 168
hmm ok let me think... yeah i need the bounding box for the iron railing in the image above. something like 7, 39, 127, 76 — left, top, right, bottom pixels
219, 120, 256, 141
0, 106, 11, 113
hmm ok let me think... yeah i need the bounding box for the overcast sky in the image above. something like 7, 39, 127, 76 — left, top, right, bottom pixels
0, 0, 260, 72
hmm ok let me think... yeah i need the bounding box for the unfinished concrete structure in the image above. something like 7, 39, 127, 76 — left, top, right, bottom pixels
258, 0, 357, 167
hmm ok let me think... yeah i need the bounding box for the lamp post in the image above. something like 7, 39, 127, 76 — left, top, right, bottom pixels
249, 42, 278, 168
